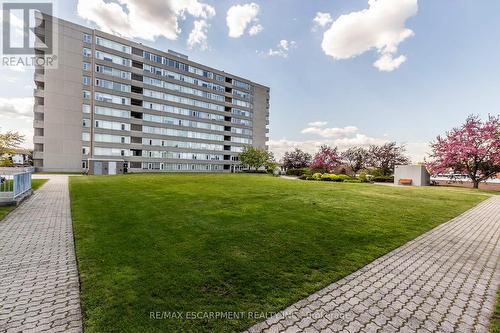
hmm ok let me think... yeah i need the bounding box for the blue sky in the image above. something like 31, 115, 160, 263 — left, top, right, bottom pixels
2, 0, 500, 161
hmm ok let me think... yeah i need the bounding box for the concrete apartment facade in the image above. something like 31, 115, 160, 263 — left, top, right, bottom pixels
32, 14, 270, 174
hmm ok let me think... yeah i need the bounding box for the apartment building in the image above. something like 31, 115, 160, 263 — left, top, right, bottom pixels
32, 14, 270, 174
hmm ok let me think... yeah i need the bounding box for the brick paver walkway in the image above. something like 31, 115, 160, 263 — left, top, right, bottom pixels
246, 196, 500, 333
0, 176, 83, 333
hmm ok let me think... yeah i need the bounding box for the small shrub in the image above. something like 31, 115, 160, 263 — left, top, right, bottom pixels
320, 174, 344, 182
358, 171, 368, 183
310, 167, 328, 174
369, 167, 385, 177
312, 173, 323, 180
344, 179, 362, 183
286, 168, 312, 176
336, 174, 352, 181
371, 176, 394, 183
298, 174, 308, 180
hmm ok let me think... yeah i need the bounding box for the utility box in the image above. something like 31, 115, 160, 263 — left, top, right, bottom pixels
87, 159, 125, 175
394, 165, 430, 186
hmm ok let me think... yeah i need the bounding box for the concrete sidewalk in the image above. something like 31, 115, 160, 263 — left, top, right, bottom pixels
246, 196, 500, 333
0, 176, 82, 333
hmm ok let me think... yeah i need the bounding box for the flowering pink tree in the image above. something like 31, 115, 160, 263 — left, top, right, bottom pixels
427, 115, 500, 189
311, 145, 341, 172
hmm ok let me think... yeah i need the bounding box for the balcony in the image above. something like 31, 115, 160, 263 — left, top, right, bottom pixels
33, 151, 44, 159
33, 120, 44, 128
33, 105, 44, 113
34, 26, 45, 36
33, 88, 44, 98
34, 72, 44, 83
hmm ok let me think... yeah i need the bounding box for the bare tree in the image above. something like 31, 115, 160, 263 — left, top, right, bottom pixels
341, 147, 369, 173
368, 142, 410, 176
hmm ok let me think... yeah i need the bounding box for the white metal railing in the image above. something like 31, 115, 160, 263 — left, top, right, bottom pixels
0, 168, 33, 201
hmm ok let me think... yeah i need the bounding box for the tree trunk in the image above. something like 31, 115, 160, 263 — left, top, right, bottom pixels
472, 180, 479, 189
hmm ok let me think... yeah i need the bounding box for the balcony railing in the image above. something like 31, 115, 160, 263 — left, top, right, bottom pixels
34, 72, 44, 82
34, 88, 44, 97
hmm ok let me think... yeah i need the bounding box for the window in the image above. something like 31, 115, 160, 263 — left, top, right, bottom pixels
95, 36, 131, 54
143, 89, 224, 112
83, 62, 90, 71
82, 132, 90, 141
83, 90, 91, 99
82, 147, 90, 155
83, 48, 91, 57
94, 134, 130, 143
83, 76, 90, 85
96, 64, 131, 80
142, 126, 224, 141
233, 80, 251, 90
82, 104, 91, 113
96, 50, 131, 66
231, 108, 252, 118
94, 106, 130, 118
95, 78, 130, 92
95, 92, 130, 105
94, 147, 131, 156
94, 120, 130, 131
83, 119, 90, 127
82, 160, 87, 169
83, 33, 92, 44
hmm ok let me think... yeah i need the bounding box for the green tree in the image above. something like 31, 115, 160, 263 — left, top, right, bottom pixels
239, 146, 273, 170
0, 131, 25, 167
0, 131, 25, 155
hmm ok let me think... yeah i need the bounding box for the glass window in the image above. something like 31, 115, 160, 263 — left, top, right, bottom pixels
96, 36, 131, 54
83, 62, 90, 71
82, 104, 91, 113
83, 33, 92, 44
83, 76, 90, 85
95, 50, 131, 67
83, 48, 91, 57
83, 90, 91, 99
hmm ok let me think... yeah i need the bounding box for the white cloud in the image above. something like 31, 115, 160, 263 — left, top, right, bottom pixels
77, 0, 215, 41
187, 19, 209, 50
321, 0, 418, 71
403, 141, 430, 163
313, 12, 332, 30
302, 125, 359, 138
226, 3, 261, 38
373, 53, 407, 71
262, 39, 297, 58
0, 97, 33, 120
308, 121, 328, 127
248, 24, 263, 36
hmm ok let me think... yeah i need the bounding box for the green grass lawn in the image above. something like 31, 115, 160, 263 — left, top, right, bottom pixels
0, 178, 48, 221
492, 289, 500, 333
69, 174, 493, 333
